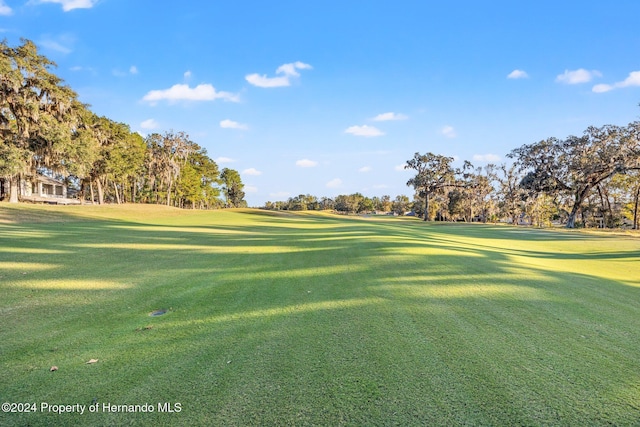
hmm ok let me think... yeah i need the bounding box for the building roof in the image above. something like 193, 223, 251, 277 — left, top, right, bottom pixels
36, 175, 65, 186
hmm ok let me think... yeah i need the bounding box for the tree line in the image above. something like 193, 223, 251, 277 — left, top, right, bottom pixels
265, 122, 640, 229
2, 39, 640, 228
0, 39, 246, 208
264, 193, 413, 216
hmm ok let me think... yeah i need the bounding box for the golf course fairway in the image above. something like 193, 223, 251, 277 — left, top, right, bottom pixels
1, 204, 639, 426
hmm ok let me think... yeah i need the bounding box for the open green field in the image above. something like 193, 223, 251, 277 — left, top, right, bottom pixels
1, 204, 640, 426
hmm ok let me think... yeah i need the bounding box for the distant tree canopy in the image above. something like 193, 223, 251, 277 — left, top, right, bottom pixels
405, 152, 458, 221
220, 168, 246, 208
400, 122, 640, 228
0, 39, 238, 209
263, 193, 395, 215
264, 122, 640, 230
509, 124, 640, 228
1, 39, 78, 202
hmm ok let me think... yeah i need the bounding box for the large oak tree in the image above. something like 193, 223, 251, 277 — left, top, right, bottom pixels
405, 152, 457, 221
510, 124, 640, 228
0, 39, 78, 202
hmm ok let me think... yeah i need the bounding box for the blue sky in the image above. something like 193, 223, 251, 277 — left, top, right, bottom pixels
2, 1, 640, 206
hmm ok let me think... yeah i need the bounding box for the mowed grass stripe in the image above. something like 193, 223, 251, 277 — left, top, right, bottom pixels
0, 204, 639, 426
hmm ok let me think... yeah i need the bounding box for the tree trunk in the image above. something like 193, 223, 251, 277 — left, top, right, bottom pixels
9, 175, 19, 203
566, 187, 590, 228
113, 182, 121, 204
131, 180, 136, 204
90, 181, 95, 204
566, 207, 578, 228
633, 186, 639, 230
79, 180, 85, 205
596, 185, 614, 228
423, 191, 430, 221
605, 195, 613, 228
96, 178, 104, 205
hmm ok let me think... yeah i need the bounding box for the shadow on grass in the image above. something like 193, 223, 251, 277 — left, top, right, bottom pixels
1, 209, 640, 425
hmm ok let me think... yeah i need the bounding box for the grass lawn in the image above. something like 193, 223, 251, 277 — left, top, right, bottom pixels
1, 204, 640, 426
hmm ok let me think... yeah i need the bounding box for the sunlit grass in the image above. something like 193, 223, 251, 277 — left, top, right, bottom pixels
167, 297, 386, 326
1, 203, 640, 426
72, 243, 336, 254
0, 262, 57, 271
376, 284, 554, 300
6, 279, 132, 290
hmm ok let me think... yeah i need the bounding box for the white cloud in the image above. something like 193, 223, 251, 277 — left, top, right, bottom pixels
556, 68, 601, 84
372, 184, 390, 189
296, 159, 318, 168
142, 84, 239, 104
129, 65, 138, 75
507, 69, 528, 79
220, 119, 248, 130
246, 61, 312, 88
277, 61, 312, 76
215, 157, 235, 164
0, 1, 13, 15
441, 125, 457, 138
183, 71, 192, 80
326, 178, 342, 188
372, 112, 408, 121
245, 185, 258, 193
246, 74, 289, 88
473, 154, 501, 162
242, 168, 262, 176
345, 125, 384, 137
39, 34, 74, 54
140, 119, 159, 130
616, 71, 640, 88
592, 71, 640, 93
35, 0, 98, 11
358, 166, 372, 173
69, 65, 95, 73
270, 191, 290, 199
592, 84, 613, 93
